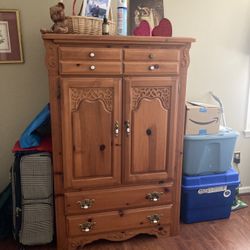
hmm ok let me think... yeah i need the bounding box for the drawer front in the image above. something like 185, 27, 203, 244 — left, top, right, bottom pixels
59, 47, 122, 61
60, 61, 122, 75
124, 49, 180, 62
67, 205, 172, 237
65, 184, 172, 215
124, 62, 179, 75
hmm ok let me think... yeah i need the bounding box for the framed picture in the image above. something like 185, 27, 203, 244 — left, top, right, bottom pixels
81, 0, 111, 19
0, 10, 23, 64
129, 0, 164, 34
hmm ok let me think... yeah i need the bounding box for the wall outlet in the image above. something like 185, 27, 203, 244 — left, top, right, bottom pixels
233, 151, 240, 164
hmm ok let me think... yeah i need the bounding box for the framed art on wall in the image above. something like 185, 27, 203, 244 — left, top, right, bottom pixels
129, 0, 164, 34
0, 10, 23, 64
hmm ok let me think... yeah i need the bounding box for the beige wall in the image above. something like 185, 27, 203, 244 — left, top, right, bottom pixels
0, 0, 250, 192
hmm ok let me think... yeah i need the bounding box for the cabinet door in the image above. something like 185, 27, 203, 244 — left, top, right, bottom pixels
124, 77, 179, 184
61, 78, 121, 189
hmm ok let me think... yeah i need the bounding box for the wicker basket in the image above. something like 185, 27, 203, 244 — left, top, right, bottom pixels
67, 0, 116, 35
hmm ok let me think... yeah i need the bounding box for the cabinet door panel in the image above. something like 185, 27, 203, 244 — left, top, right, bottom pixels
124, 77, 178, 184
61, 78, 121, 189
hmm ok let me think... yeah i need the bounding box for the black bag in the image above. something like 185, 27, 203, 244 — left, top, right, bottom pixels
0, 183, 12, 239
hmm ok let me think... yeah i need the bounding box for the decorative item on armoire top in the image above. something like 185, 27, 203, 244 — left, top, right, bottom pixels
81, 0, 111, 19
152, 18, 172, 37
67, 0, 116, 35
0, 9, 23, 63
40, 2, 68, 34
117, 0, 128, 35
133, 20, 151, 36
129, 0, 164, 35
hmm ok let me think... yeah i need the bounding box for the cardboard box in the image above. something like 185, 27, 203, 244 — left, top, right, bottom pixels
185, 101, 220, 135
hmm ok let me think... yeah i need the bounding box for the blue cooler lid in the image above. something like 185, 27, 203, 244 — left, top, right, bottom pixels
184, 127, 239, 141
182, 168, 240, 190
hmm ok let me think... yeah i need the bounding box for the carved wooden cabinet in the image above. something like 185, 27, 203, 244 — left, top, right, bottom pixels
42, 34, 194, 250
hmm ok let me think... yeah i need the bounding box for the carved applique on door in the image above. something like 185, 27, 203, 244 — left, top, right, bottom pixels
61, 78, 121, 189
124, 77, 179, 184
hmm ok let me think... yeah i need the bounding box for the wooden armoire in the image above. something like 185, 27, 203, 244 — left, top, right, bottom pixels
42, 34, 194, 250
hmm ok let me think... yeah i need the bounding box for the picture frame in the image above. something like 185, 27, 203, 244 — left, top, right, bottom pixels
81, 0, 111, 19
129, 0, 164, 35
0, 10, 23, 64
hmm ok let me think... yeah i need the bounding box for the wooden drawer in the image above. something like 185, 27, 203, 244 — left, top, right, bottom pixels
124, 62, 179, 75
60, 61, 122, 75
124, 48, 180, 62
67, 205, 172, 237
59, 47, 122, 61
65, 184, 172, 215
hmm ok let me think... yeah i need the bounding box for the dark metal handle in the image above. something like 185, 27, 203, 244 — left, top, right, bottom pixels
100, 144, 106, 151
146, 129, 152, 136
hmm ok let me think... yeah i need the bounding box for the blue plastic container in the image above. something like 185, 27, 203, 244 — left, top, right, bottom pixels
183, 128, 239, 176
181, 168, 239, 223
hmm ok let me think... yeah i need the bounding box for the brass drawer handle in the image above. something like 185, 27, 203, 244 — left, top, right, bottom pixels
79, 221, 96, 232
89, 65, 96, 71
89, 52, 95, 58
149, 64, 160, 71
147, 214, 162, 224
146, 192, 164, 202
114, 121, 119, 137
125, 120, 131, 136
77, 199, 95, 209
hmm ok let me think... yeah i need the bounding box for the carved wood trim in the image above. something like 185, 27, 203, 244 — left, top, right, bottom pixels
132, 87, 171, 111
70, 87, 113, 112
43, 40, 58, 74
68, 226, 170, 250
181, 46, 191, 68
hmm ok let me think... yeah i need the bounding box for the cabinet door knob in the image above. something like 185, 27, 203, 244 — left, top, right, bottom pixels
79, 221, 96, 232
89, 52, 95, 58
114, 121, 119, 137
77, 199, 95, 209
125, 120, 131, 136
146, 192, 164, 202
147, 214, 161, 224
89, 65, 96, 71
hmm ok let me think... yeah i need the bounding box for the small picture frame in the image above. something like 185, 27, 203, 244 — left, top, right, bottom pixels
129, 0, 164, 35
81, 0, 111, 19
0, 10, 23, 64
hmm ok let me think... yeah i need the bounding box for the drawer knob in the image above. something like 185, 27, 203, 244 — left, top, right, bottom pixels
89, 52, 95, 58
77, 199, 95, 209
147, 214, 161, 224
149, 64, 159, 71
79, 221, 96, 232
89, 65, 96, 71
149, 53, 154, 59
146, 192, 164, 202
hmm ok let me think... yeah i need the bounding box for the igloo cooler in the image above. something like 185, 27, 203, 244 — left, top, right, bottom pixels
183, 128, 239, 176
181, 168, 239, 223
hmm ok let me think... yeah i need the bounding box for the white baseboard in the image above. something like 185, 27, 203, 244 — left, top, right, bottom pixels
239, 186, 250, 194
